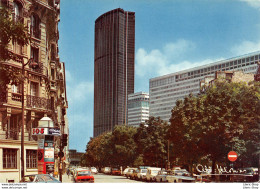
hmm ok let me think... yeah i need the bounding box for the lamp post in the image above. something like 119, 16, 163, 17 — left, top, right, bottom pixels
21, 58, 33, 178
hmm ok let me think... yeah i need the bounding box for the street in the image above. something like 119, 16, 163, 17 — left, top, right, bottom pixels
62, 173, 143, 183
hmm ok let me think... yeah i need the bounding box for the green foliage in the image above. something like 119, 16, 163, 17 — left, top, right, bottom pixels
134, 117, 169, 167
0, 7, 30, 61
0, 6, 30, 92
169, 80, 260, 170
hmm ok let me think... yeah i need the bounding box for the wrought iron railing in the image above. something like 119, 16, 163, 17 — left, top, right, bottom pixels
26, 95, 51, 110
11, 93, 22, 102
6, 129, 19, 140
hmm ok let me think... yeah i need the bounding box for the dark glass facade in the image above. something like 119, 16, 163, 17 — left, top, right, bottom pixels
94, 8, 135, 137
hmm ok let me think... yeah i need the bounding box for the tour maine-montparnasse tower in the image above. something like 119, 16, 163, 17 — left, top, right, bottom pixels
94, 8, 135, 137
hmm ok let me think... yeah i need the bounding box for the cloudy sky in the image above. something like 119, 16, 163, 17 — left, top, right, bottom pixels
58, 0, 260, 152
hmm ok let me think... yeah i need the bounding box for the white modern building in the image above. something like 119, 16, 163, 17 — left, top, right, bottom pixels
149, 51, 260, 121
128, 92, 149, 127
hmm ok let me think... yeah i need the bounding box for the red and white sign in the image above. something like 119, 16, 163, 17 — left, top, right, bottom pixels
32, 128, 48, 135
228, 151, 238, 162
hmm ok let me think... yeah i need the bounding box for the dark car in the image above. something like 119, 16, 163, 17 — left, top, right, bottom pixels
20, 174, 61, 183
111, 168, 121, 175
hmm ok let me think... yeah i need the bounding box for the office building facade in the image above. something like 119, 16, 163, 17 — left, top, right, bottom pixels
150, 52, 260, 121
128, 92, 149, 127
94, 8, 135, 137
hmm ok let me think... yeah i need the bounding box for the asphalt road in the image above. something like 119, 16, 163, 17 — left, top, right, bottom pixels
94, 173, 143, 183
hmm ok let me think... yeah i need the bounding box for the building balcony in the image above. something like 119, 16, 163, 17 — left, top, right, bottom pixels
26, 95, 51, 110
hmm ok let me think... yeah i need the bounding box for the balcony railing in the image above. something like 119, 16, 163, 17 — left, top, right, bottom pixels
11, 93, 22, 102
6, 129, 19, 140
27, 95, 51, 110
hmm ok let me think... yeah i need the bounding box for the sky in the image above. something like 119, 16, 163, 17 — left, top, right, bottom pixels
58, 0, 260, 152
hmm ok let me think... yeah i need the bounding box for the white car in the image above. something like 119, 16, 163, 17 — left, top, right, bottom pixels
146, 167, 161, 182
155, 170, 170, 182
137, 169, 148, 181
125, 168, 137, 178
91, 167, 98, 174
166, 169, 195, 183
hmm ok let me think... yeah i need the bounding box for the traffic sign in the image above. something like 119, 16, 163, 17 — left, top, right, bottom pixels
228, 151, 238, 162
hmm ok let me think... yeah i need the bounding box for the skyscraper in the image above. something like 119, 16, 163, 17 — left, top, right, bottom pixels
94, 8, 135, 137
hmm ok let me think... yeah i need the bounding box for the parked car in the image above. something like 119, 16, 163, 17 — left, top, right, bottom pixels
130, 169, 140, 180
74, 170, 94, 183
166, 169, 195, 183
102, 167, 111, 174
137, 168, 148, 181
20, 174, 61, 183
123, 167, 131, 176
126, 168, 137, 178
111, 168, 121, 175
91, 167, 98, 174
155, 170, 171, 182
146, 167, 161, 182
233, 167, 259, 182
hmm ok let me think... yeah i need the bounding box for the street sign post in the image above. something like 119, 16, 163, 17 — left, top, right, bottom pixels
228, 151, 238, 162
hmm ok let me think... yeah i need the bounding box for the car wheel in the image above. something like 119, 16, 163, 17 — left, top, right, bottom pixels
160, 179, 163, 183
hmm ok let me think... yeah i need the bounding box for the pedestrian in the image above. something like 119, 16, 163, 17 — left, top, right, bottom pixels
67, 169, 70, 178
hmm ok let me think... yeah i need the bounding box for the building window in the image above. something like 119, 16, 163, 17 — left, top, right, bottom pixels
30, 82, 38, 96
3, 149, 17, 169
31, 14, 41, 39
26, 150, 37, 169
31, 47, 39, 64
11, 84, 21, 93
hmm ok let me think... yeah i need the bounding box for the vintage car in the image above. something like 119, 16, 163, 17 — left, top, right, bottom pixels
74, 170, 94, 183
111, 168, 121, 175
101, 167, 111, 174
130, 169, 140, 180
91, 167, 98, 174
155, 170, 171, 182
125, 168, 137, 178
166, 169, 195, 183
20, 174, 61, 183
137, 168, 148, 181
146, 167, 161, 182
233, 167, 259, 182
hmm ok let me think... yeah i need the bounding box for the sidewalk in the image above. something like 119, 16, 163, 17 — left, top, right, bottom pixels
58, 174, 74, 183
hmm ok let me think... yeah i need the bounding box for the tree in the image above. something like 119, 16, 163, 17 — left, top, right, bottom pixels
169, 94, 205, 173
110, 125, 138, 167
0, 6, 30, 92
134, 117, 169, 168
169, 80, 260, 173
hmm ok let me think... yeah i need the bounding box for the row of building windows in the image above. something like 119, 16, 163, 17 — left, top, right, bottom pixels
3, 149, 37, 169
150, 88, 199, 102
150, 56, 259, 88
151, 83, 199, 98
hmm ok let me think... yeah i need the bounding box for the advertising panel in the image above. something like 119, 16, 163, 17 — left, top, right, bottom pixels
44, 147, 55, 162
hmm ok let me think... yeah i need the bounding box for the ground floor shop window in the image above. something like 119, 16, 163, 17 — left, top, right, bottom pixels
3, 149, 17, 169
26, 150, 37, 169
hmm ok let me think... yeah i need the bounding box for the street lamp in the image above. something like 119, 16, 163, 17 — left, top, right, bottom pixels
21, 57, 34, 178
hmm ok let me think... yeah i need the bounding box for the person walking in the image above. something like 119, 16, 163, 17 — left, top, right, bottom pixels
67, 169, 70, 178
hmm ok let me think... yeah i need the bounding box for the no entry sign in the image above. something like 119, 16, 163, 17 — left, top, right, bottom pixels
228, 151, 238, 162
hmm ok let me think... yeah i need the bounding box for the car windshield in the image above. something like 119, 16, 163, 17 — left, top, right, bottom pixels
141, 169, 147, 173
78, 171, 91, 176
151, 170, 159, 174
113, 168, 119, 170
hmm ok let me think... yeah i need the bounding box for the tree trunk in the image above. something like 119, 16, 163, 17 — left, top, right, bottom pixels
212, 158, 216, 181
